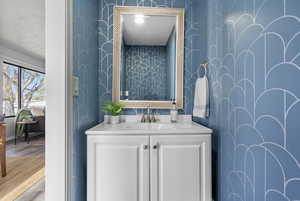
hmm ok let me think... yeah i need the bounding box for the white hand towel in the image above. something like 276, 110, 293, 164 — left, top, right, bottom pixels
193, 76, 209, 118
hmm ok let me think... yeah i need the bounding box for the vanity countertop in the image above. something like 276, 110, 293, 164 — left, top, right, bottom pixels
86, 121, 212, 135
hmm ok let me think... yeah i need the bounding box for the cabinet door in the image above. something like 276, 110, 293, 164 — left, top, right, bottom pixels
87, 136, 149, 201
150, 135, 211, 201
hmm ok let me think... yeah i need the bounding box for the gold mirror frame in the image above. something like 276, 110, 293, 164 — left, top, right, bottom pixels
113, 6, 185, 109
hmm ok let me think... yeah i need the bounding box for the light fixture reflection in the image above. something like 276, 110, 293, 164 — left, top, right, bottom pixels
135, 14, 145, 24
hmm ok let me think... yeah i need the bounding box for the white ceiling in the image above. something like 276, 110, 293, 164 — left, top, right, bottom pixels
0, 0, 45, 61
122, 15, 176, 46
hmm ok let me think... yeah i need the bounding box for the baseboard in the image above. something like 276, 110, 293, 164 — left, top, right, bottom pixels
1, 167, 45, 201
5, 136, 14, 142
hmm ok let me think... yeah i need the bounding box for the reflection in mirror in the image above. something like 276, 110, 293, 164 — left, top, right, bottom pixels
120, 14, 177, 101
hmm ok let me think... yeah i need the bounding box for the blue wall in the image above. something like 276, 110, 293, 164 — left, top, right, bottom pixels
123, 46, 169, 100
205, 0, 300, 200
74, 0, 300, 200
98, 0, 207, 119
72, 0, 99, 200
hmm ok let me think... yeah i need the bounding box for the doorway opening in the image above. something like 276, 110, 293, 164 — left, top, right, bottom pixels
0, 0, 46, 200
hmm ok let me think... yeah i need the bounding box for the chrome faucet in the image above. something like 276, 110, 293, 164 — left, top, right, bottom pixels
146, 105, 151, 122
141, 105, 156, 123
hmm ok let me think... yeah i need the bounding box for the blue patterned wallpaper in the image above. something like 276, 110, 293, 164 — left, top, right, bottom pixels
72, 0, 99, 200
123, 46, 169, 100
74, 0, 300, 200
98, 0, 205, 119
203, 0, 300, 200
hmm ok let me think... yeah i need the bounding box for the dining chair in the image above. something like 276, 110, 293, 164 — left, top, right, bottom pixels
0, 123, 6, 177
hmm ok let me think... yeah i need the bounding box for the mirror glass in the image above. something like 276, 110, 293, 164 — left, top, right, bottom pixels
120, 14, 177, 101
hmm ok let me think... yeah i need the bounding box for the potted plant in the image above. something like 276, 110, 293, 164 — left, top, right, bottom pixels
102, 102, 124, 124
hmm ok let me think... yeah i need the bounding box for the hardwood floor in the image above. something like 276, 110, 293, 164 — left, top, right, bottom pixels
6, 136, 45, 158
0, 136, 45, 201
14, 178, 45, 201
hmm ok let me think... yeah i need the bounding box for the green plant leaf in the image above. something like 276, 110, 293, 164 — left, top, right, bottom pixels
102, 102, 124, 116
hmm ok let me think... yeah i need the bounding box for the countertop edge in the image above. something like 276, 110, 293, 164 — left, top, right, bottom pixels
85, 122, 213, 135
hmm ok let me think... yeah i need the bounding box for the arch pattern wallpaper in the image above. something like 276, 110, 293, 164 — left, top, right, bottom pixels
73, 0, 99, 200
207, 0, 300, 200
74, 0, 300, 200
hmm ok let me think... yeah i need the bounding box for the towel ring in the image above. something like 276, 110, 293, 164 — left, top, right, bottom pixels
200, 63, 208, 76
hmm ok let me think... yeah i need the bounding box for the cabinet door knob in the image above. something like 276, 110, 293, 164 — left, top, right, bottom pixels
143, 145, 148, 150
153, 145, 158, 149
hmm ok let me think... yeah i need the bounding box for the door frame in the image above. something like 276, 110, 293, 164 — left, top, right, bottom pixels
45, 0, 73, 200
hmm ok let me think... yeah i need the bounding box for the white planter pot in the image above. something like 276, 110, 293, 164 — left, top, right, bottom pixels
110, 115, 120, 124
104, 115, 110, 123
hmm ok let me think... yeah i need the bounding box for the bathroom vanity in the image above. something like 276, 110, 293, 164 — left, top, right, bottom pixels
86, 6, 212, 201
86, 116, 212, 201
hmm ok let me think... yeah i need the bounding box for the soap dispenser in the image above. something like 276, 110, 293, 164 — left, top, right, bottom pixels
170, 100, 178, 123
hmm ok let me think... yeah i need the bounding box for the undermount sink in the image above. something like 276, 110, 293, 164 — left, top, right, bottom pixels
121, 123, 176, 130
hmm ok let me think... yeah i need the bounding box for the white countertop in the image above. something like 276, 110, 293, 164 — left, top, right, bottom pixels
85, 121, 212, 135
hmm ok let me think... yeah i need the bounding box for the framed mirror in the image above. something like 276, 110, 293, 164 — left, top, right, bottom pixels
113, 6, 184, 109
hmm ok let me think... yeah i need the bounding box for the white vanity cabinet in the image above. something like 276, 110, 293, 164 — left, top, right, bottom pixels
87, 136, 150, 201
150, 135, 211, 201
86, 122, 212, 201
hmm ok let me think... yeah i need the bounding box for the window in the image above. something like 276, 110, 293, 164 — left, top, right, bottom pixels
2, 63, 19, 116
21, 69, 45, 109
2, 62, 45, 117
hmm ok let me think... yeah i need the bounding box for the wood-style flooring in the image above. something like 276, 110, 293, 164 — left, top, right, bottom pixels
14, 178, 45, 201
6, 136, 45, 158
0, 136, 45, 201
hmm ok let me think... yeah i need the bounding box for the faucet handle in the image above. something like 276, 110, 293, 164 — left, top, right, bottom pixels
146, 113, 151, 122
141, 114, 146, 123
151, 113, 156, 123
